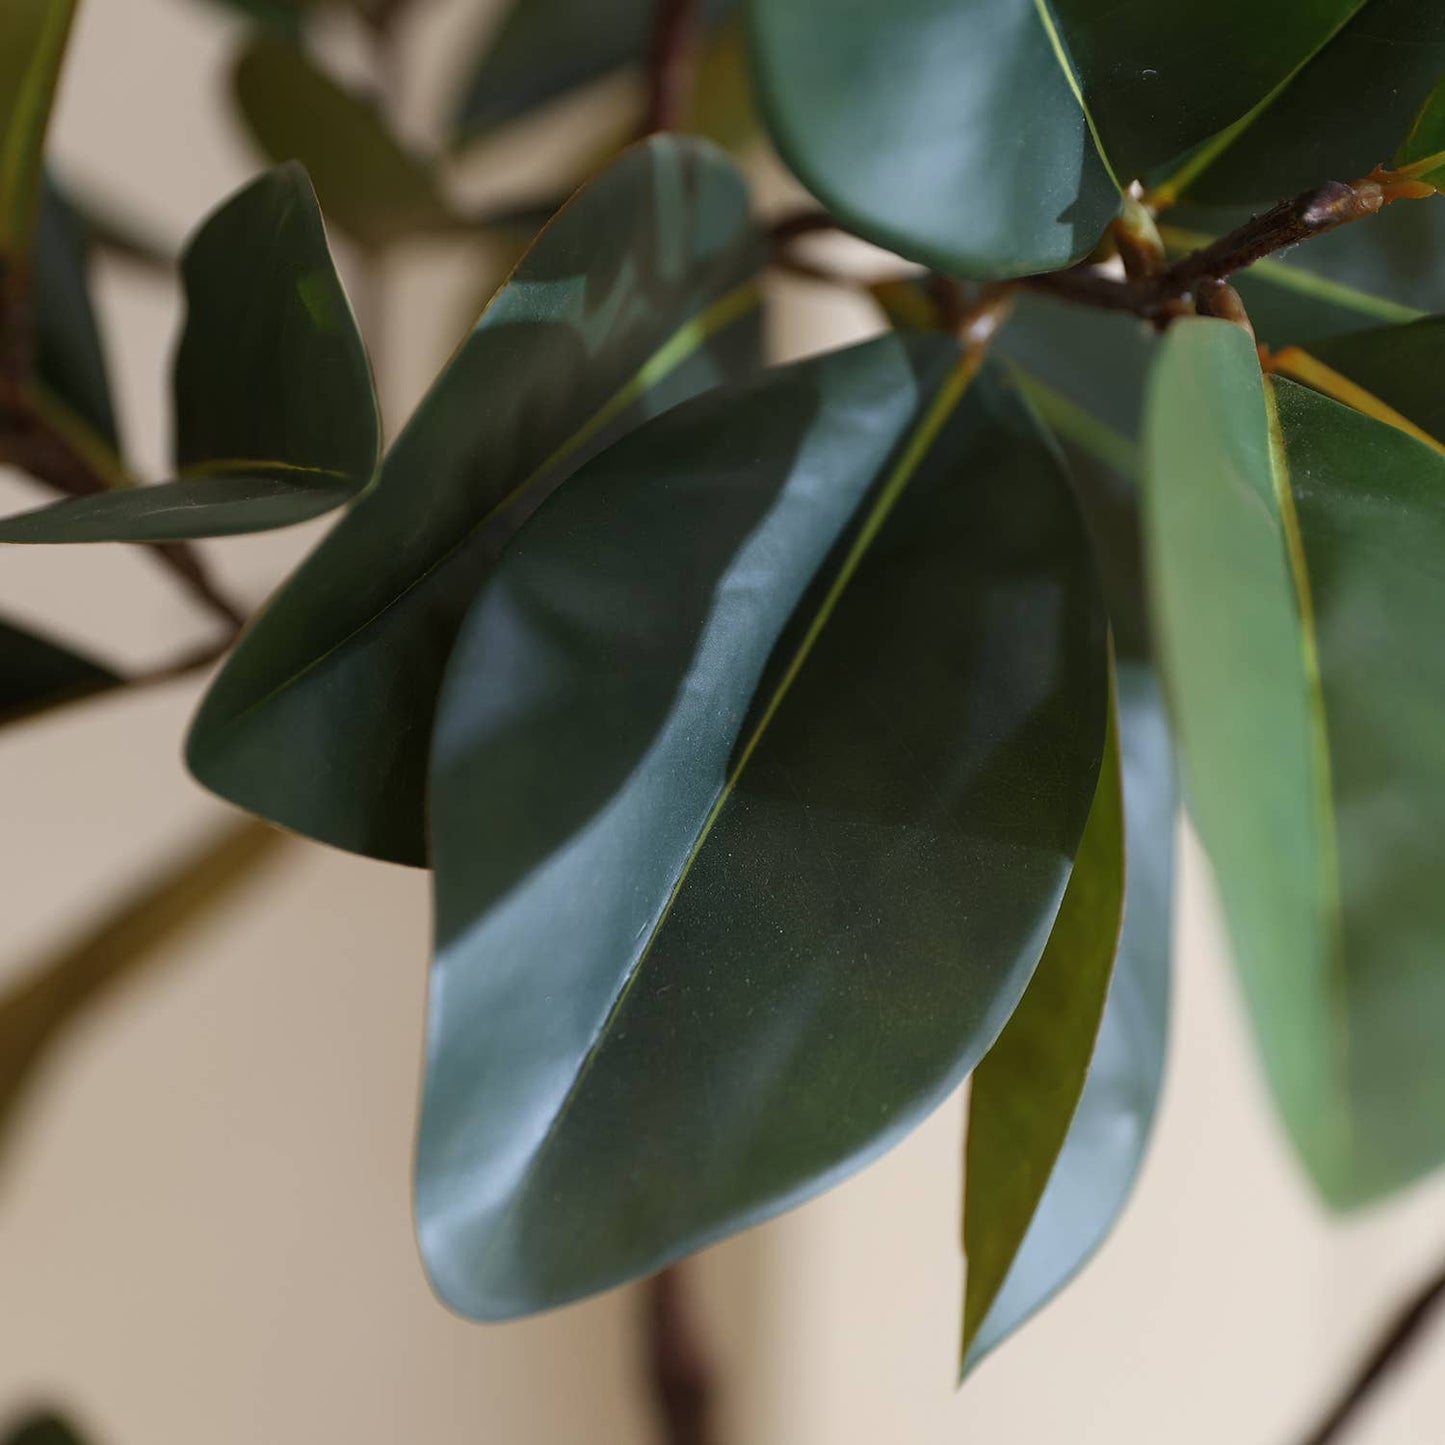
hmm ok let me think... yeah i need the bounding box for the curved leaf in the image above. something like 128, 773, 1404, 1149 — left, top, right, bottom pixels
451, 0, 733, 140
416, 337, 1107, 1319
32, 177, 120, 451
0, 0, 78, 262
0, 618, 118, 726
1397, 71, 1445, 188
1304, 316, 1445, 441
1145, 318, 1445, 1205
1160, 0, 1445, 205
4, 1415, 88, 1445
0, 164, 377, 543
234, 37, 457, 249
188, 137, 763, 865
749, 0, 1119, 280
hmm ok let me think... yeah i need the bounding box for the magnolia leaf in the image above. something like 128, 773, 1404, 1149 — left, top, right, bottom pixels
0, 0, 79, 263
0, 618, 119, 727
1145, 317, 1445, 1206
188, 136, 763, 866
0, 165, 377, 543
749, 0, 1120, 279
1158, 0, 1445, 205
416, 339, 1107, 1318
451, 0, 733, 141
1396, 71, 1445, 189
234, 36, 458, 248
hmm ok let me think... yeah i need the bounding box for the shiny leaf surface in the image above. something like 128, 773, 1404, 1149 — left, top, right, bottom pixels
1159, 0, 1445, 205
188, 137, 763, 865
0, 0, 78, 261
452, 0, 733, 139
417, 339, 1107, 1319
1145, 318, 1445, 1205
749, 0, 1120, 279
0, 165, 377, 543
234, 37, 457, 248
0, 617, 118, 726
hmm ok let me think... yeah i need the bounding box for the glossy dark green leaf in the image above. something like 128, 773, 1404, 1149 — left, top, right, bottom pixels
749, 0, 1120, 280
188, 136, 763, 865
1145, 317, 1445, 1205
962, 660, 1173, 1370
30, 177, 120, 452
1305, 316, 1445, 441
0, 0, 78, 261
452, 0, 733, 140
0, 164, 377, 543
1160, 0, 1445, 206
0, 617, 118, 726
415, 336, 1107, 1319
234, 37, 457, 249
4, 1414, 87, 1445
1396, 71, 1445, 188
0, 823, 283, 1167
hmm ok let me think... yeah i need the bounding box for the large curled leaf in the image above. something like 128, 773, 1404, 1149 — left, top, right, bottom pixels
0, 0, 78, 264
415, 336, 1107, 1319
188, 137, 763, 866
962, 660, 1174, 1369
1155, 0, 1443, 205
1145, 318, 1445, 1205
0, 618, 118, 727
451, 0, 734, 140
234, 37, 458, 249
0, 164, 377, 543
748, 0, 1120, 279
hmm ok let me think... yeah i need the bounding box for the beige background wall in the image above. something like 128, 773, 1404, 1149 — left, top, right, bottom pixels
2, 2, 1444, 1441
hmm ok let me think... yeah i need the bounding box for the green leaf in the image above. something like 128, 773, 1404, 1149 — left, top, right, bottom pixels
452, 0, 733, 141
748, 0, 1120, 280
0, 164, 377, 543
1305, 316, 1445, 441
416, 336, 1107, 1319
187, 136, 763, 866
4, 1415, 88, 1445
1157, 0, 1445, 205
1145, 317, 1445, 1205
233, 36, 457, 249
1397, 69, 1445, 188
31, 176, 120, 452
0, 617, 119, 726
0, 0, 79, 262
0, 822, 283, 1167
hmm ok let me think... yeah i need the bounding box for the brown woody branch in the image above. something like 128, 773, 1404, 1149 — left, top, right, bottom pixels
643, 0, 701, 134
1297, 1254, 1445, 1445
645, 1264, 716, 1445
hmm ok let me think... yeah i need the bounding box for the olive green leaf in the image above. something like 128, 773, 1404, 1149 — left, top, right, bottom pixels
748, 0, 1120, 280
0, 822, 283, 1168
0, 0, 79, 263
0, 618, 119, 727
451, 0, 733, 141
1145, 317, 1445, 1206
1303, 316, 1445, 443
30, 177, 120, 453
1395, 71, 1445, 189
1156, 0, 1445, 206
4, 1413, 88, 1445
415, 335, 1107, 1319
234, 36, 458, 249
0, 165, 376, 544
188, 136, 763, 866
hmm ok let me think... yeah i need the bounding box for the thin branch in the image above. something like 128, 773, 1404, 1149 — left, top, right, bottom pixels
643, 0, 701, 135
1297, 1254, 1445, 1445
644, 1264, 716, 1445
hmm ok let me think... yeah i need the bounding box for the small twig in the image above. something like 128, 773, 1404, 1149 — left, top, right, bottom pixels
644, 1264, 716, 1445
643, 0, 701, 135
1297, 1253, 1445, 1445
